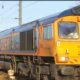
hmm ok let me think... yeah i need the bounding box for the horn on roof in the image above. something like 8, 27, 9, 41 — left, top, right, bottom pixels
72, 5, 80, 15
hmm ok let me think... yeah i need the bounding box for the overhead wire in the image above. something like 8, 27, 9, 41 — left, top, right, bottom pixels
0, 1, 39, 18
0, 1, 39, 16
0, 1, 38, 21
0, 2, 18, 29
0, 3, 18, 16
23, 1, 39, 9
0, 1, 39, 29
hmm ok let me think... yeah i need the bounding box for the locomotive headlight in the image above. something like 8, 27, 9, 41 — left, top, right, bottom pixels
61, 57, 66, 61
60, 57, 69, 62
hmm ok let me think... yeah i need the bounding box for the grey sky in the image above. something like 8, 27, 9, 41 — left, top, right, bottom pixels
0, 1, 77, 31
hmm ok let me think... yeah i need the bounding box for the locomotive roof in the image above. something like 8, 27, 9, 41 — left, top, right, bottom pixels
14, 5, 80, 32
0, 5, 80, 38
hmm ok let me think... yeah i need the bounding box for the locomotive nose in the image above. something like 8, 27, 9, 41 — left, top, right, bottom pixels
56, 41, 80, 64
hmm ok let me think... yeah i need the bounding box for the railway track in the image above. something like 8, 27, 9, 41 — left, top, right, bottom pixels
0, 72, 32, 80
0, 71, 9, 80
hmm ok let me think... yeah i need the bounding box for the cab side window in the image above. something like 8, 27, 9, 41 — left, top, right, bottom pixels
43, 25, 53, 39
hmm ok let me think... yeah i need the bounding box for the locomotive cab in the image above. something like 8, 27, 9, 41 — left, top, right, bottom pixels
54, 15, 80, 65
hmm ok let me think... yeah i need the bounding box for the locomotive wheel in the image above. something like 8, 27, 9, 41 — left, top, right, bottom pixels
51, 64, 59, 80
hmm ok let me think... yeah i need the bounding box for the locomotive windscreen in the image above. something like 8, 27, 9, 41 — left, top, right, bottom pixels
59, 22, 78, 39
